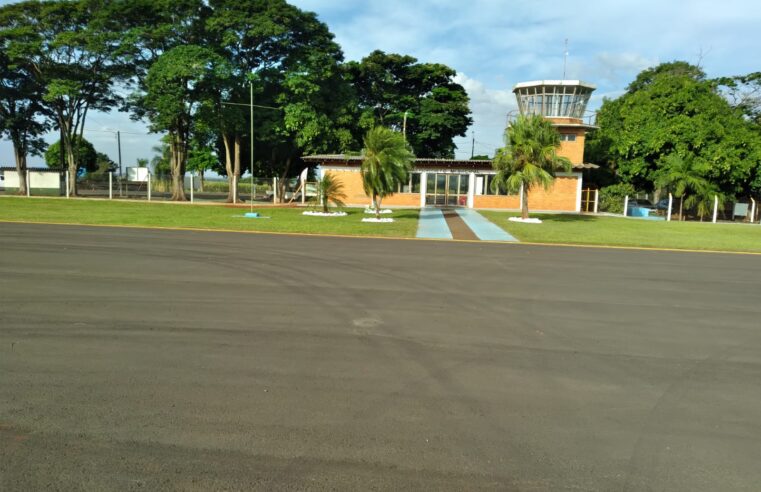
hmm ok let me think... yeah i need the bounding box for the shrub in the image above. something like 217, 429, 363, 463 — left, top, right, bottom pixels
599, 183, 635, 214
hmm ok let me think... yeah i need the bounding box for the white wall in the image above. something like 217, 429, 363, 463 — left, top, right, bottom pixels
2, 170, 61, 190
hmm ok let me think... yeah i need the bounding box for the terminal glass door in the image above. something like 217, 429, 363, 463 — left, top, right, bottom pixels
425, 173, 469, 206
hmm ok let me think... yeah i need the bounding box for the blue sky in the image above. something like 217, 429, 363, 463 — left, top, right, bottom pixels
3, 0, 761, 167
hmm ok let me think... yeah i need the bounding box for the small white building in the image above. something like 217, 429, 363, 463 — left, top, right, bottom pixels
0, 167, 64, 195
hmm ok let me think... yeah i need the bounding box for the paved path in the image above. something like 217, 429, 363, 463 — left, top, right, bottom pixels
2, 222, 761, 490
416, 207, 517, 241
455, 208, 518, 241
442, 209, 478, 240
415, 207, 453, 239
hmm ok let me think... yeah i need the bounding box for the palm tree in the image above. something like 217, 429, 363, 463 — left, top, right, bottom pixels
316, 172, 346, 213
685, 184, 726, 222
361, 126, 414, 219
655, 153, 711, 221
492, 115, 571, 219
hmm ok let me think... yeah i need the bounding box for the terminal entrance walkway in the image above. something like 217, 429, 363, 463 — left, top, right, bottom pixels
416, 207, 517, 242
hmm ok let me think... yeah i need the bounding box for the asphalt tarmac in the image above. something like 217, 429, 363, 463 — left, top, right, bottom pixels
1, 222, 760, 491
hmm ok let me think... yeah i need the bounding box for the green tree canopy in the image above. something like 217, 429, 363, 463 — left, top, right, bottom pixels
0, 4, 49, 195
587, 61, 761, 196
203, 0, 353, 203
1, 0, 130, 195
345, 50, 472, 158
492, 115, 571, 219
134, 44, 231, 200
44, 136, 97, 173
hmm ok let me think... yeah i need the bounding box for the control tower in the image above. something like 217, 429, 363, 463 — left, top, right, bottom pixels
513, 80, 596, 166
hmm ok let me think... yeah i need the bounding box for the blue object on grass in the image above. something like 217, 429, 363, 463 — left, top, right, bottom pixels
628, 207, 651, 217
244, 212, 260, 218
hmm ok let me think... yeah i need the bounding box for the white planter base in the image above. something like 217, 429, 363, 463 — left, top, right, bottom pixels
508, 217, 542, 224
302, 211, 347, 217
364, 208, 393, 214
362, 217, 394, 223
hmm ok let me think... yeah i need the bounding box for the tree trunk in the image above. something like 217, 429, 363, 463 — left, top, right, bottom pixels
278, 157, 293, 204
375, 193, 381, 220
521, 185, 529, 219
233, 135, 241, 203
198, 173, 204, 192
679, 197, 684, 221
222, 134, 242, 203
12, 140, 27, 196
223, 134, 235, 203
66, 155, 77, 197
63, 134, 78, 197
169, 132, 187, 201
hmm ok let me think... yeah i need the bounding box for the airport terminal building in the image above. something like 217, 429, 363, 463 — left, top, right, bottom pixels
304, 80, 598, 212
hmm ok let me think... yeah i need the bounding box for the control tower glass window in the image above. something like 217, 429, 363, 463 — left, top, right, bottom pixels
514, 82, 594, 119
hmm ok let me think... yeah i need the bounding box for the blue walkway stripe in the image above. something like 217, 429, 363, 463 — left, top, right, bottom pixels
416, 208, 453, 239
454, 208, 518, 242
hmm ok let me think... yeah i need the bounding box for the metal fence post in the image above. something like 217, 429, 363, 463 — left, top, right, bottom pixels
593, 189, 599, 214
109, 172, 113, 200
147, 173, 152, 201
667, 193, 673, 222
712, 195, 718, 223
190, 174, 194, 203
623, 195, 629, 216
750, 198, 756, 224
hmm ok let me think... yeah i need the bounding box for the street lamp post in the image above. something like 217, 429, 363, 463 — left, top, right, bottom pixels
250, 81, 254, 213
222, 84, 281, 213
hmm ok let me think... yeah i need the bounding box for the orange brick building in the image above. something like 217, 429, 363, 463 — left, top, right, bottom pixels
303, 80, 597, 212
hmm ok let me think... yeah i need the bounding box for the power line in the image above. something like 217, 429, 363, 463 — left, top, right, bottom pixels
83, 129, 148, 136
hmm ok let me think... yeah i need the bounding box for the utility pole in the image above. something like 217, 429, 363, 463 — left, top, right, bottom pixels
249, 80, 254, 211
221, 83, 281, 211
117, 131, 122, 176
471, 132, 475, 159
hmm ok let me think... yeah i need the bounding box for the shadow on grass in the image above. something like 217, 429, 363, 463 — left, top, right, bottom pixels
532, 213, 597, 223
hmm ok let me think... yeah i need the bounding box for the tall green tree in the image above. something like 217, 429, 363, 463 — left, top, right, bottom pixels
135, 45, 231, 200
587, 61, 761, 196
0, 7, 48, 195
361, 126, 414, 219
345, 50, 472, 158
492, 115, 571, 219
206, 0, 353, 202
0, 0, 130, 196
44, 136, 98, 174
186, 145, 218, 191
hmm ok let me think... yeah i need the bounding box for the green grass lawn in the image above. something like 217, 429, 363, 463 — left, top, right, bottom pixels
0, 197, 419, 238
479, 210, 761, 253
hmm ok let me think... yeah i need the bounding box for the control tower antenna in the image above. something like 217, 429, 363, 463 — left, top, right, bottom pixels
563, 39, 569, 79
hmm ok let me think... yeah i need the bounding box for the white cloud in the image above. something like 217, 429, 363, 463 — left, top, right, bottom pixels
452, 73, 516, 158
